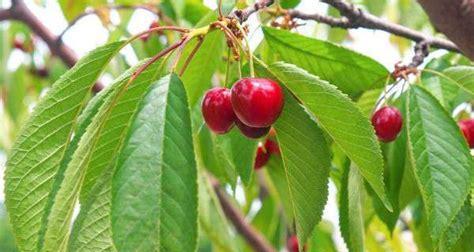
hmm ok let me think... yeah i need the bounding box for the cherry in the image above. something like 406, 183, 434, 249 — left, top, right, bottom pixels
231, 78, 284, 128
202, 87, 236, 134
141, 21, 160, 42
287, 235, 306, 252
254, 144, 270, 169
371, 106, 403, 142
458, 119, 474, 148
265, 139, 280, 155
13, 38, 25, 51
235, 119, 270, 139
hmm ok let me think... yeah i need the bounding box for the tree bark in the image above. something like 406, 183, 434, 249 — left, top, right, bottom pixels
417, 0, 474, 60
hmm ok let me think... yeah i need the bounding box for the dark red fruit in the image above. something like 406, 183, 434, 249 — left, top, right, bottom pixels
35, 67, 49, 78
254, 144, 270, 170
265, 139, 280, 155
459, 119, 474, 148
235, 119, 270, 139
231, 78, 284, 127
202, 87, 236, 134
371, 106, 403, 142
287, 236, 306, 252
13, 38, 25, 51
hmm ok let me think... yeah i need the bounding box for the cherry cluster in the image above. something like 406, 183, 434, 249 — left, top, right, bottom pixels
202, 78, 284, 139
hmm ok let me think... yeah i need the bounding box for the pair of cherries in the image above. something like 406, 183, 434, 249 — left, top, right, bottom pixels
202, 78, 284, 139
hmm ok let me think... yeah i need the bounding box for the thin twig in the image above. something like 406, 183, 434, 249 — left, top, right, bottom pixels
232, 0, 275, 23
209, 176, 277, 252
313, 0, 459, 52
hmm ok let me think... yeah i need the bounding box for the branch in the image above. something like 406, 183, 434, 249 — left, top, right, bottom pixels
289, 0, 460, 53
0, 8, 12, 21
417, 0, 474, 60
233, 0, 275, 23
209, 177, 276, 252
7, 0, 103, 91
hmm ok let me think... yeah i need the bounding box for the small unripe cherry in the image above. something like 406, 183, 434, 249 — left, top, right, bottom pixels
371, 106, 403, 142
264, 139, 280, 155
231, 78, 284, 127
235, 119, 270, 139
458, 119, 474, 148
254, 144, 270, 170
202, 87, 236, 134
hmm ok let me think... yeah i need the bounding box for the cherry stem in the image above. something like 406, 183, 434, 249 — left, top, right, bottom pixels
171, 36, 192, 72
224, 47, 232, 87
126, 26, 189, 45
373, 76, 402, 114
236, 24, 255, 77
218, 0, 224, 19
179, 35, 205, 76
129, 37, 186, 85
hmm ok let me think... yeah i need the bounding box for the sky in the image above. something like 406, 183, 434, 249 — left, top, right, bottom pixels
0, 0, 426, 250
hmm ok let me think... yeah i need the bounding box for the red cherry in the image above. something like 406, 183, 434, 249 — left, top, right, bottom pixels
140, 33, 150, 42
254, 144, 270, 170
287, 236, 306, 252
265, 139, 280, 155
371, 106, 403, 142
13, 38, 25, 51
235, 119, 270, 139
459, 119, 474, 148
231, 78, 284, 127
202, 87, 236, 134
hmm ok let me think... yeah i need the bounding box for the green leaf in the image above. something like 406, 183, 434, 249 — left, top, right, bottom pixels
214, 129, 258, 186
267, 62, 392, 210
273, 88, 331, 245
68, 168, 115, 252
441, 66, 474, 95
111, 74, 197, 252
356, 88, 382, 117
339, 165, 365, 252
262, 27, 389, 95
265, 156, 294, 222
178, 29, 224, 107
198, 171, 238, 252
4, 41, 124, 252
40, 59, 164, 251
406, 85, 473, 243
439, 199, 472, 252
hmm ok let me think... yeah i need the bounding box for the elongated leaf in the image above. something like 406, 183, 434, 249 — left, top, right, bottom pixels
41, 60, 163, 251
68, 169, 115, 252
262, 27, 389, 95
339, 165, 365, 252
406, 85, 473, 243
5, 41, 124, 252
267, 62, 392, 210
111, 74, 197, 252
441, 66, 474, 95
272, 89, 331, 245
439, 199, 472, 251
214, 129, 258, 185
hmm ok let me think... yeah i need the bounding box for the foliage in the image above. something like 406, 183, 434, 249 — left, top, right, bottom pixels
0, 0, 473, 252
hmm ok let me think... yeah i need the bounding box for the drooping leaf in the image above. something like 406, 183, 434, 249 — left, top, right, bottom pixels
272, 88, 332, 245
4, 41, 124, 252
40, 60, 164, 251
339, 165, 365, 252
406, 85, 473, 243
111, 74, 197, 252
262, 27, 389, 95
267, 62, 392, 210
